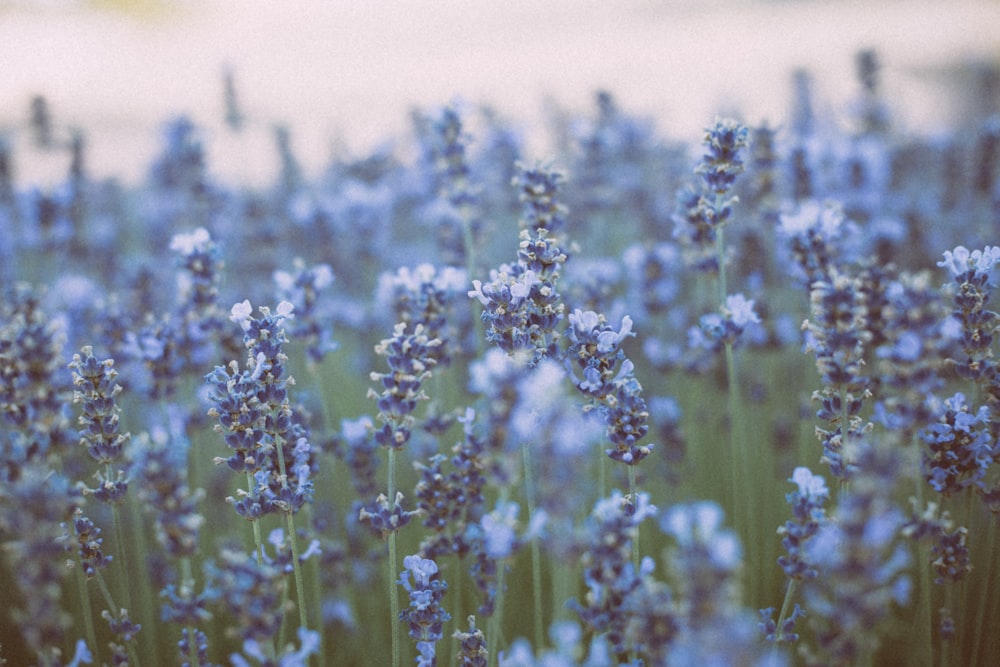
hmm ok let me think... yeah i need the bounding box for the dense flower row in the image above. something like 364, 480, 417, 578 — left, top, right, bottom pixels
1, 49, 999, 667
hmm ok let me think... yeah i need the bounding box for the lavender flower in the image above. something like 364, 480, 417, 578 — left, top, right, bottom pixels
367, 322, 441, 451
1, 283, 74, 466
376, 263, 468, 366
801, 439, 911, 666
564, 309, 653, 465
571, 491, 656, 658
804, 268, 873, 481
170, 226, 228, 371
0, 466, 79, 662
776, 467, 829, 582
938, 245, 1000, 402
398, 554, 451, 667
469, 164, 569, 365
273, 258, 337, 366
660, 502, 773, 666
673, 118, 749, 271
919, 392, 993, 497
453, 616, 488, 667
69, 346, 131, 504
207, 301, 315, 519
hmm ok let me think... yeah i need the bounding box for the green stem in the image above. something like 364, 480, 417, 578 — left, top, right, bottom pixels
521, 441, 545, 652
487, 561, 506, 667
74, 556, 98, 660
912, 450, 933, 667
94, 569, 142, 667
110, 500, 134, 615
245, 470, 264, 566
771, 577, 798, 660
273, 433, 310, 634
628, 464, 640, 573
388, 446, 401, 667
968, 501, 995, 667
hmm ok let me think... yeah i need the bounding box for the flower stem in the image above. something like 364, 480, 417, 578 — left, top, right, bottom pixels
628, 464, 640, 573
245, 470, 264, 565
387, 446, 401, 667
74, 556, 98, 660
521, 441, 545, 651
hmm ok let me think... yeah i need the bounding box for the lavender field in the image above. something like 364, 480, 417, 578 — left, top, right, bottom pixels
2, 19, 1000, 667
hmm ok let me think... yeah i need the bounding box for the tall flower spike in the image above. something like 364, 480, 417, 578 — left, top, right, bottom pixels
398, 554, 451, 667
804, 268, 873, 482
469, 163, 569, 365
801, 439, 911, 667
571, 490, 656, 659
273, 258, 338, 366
368, 322, 441, 450
776, 467, 829, 582
69, 346, 131, 504
673, 118, 749, 272
938, 245, 1000, 403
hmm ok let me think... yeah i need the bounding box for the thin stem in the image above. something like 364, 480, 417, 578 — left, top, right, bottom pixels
273, 434, 310, 634
94, 569, 142, 667
771, 577, 799, 662
387, 446, 401, 667
912, 450, 933, 667
245, 470, 264, 566
74, 557, 98, 661
487, 561, 506, 667
110, 501, 134, 615
628, 464, 640, 573
521, 441, 545, 652
968, 501, 995, 667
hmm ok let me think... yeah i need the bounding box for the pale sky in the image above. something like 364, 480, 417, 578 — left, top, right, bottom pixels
1, 0, 997, 185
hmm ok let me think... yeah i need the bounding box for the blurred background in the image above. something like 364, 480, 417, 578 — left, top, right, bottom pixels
1, 0, 998, 186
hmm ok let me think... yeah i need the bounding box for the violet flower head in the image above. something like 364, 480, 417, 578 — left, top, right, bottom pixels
368, 322, 441, 450
273, 258, 338, 365
398, 554, 451, 667
777, 466, 829, 583
572, 490, 657, 658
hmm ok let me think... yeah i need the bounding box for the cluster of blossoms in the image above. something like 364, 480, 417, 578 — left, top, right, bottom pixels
571, 491, 656, 659
801, 440, 911, 666
803, 268, 873, 481
659, 502, 766, 665
169, 227, 227, 369
368, 322, 441, 452
414, 407, 487, 560
452, 616, 488, 667
760, 467, 829, 647
691, 292, 761, 351
776, 200, 859, 292
126, 227, 233, 400
376, 263, 468, 367
672, 118, 749, 272
1, 283, 74, 467
359, 322, 440, 538
938, 245, 1000, 406
469, 164, 568, 365
69, 346, 131, 504
397, 555, 451, 667
211, 546, 284, 653
776, 467, 829, 583
205, 301, 315, 521
920, 392, 993, 497
871, 270, 952, 440
135, 421, 205, 559
0, 467, 79, 662
565, 309, 653, 465
273, 258, 337, 366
